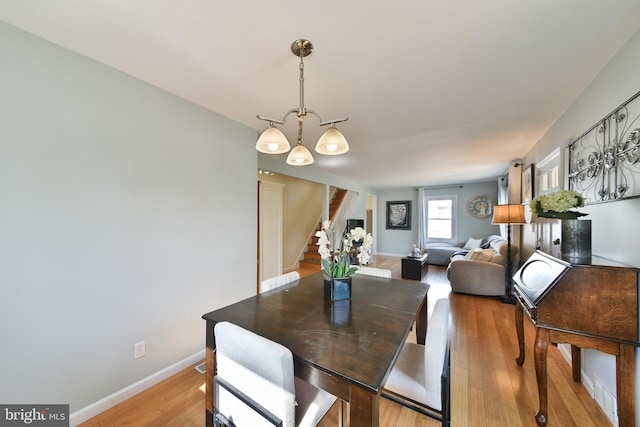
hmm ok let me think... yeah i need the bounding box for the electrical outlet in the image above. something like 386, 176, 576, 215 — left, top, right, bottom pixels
134, 340, 146, 359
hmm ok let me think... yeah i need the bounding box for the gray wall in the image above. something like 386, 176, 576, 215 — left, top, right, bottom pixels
376, 181, 500, 255
0, 22, 257, 418
520, 27, 640, 424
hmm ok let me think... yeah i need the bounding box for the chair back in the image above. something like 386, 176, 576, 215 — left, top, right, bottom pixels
354, 266, 392, 278
423, 298, 450, 411
260, 271, 301, 293
214, 321, 296, 427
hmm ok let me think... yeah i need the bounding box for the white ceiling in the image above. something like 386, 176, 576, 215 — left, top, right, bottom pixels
2, 1, 640, 189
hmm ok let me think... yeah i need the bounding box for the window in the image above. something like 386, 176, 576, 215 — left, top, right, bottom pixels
424, 196, 457, 241
537, 148, 561, 196
539, 166, 559, 193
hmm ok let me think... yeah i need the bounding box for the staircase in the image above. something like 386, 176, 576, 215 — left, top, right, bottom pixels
298, 189, 348, 271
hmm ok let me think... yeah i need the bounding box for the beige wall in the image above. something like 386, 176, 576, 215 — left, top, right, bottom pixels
259, 173, 323, 270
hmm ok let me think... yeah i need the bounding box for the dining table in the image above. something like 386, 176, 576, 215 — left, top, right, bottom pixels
202, 271, 429, 427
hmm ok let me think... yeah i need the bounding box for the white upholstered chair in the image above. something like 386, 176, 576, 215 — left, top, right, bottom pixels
382, 298, 451, 426
260, 271, 301, 293
353, 266, 392, 278
214, 321, 337, 427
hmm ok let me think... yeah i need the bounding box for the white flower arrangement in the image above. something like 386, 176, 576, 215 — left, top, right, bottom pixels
530, 189, 587, 220
315, 220, 373, 278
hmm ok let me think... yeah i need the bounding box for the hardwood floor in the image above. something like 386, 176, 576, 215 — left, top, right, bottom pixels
80, 256, 611, 427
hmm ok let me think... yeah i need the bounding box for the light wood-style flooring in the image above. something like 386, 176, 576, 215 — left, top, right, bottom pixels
80, 256, 611, 427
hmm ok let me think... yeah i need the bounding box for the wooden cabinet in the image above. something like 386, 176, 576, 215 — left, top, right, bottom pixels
513, 251, 639, 427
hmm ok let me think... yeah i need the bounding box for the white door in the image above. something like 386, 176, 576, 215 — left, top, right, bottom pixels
259, 181, 285, 284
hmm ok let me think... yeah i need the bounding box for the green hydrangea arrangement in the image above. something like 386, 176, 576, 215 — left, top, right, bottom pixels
530, 190, 588, 220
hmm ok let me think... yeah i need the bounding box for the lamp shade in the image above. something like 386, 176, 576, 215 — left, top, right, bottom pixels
315, 126, 349, 155
256, 126, 291, 154
286, 144, 314, 166
492, 204, 527, 225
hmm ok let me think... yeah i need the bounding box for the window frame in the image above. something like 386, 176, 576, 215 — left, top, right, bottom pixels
423, 195, 458, 243
535, 147, 562, 197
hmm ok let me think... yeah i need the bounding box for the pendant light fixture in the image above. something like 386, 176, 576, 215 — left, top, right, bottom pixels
256, 39, 349, 166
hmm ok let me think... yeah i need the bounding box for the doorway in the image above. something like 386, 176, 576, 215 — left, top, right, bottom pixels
366, 193, 377, 253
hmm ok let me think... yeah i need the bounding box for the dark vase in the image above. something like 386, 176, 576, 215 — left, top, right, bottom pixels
561, 219, 592, 264
329, 300, 352, 325
323, 274, 352, 301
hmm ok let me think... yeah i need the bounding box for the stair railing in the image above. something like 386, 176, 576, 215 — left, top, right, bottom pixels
331, 190, 360, 243
296, 189, 360, 269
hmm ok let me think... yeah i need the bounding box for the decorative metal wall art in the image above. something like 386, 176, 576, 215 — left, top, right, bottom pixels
568, 90, 640, 203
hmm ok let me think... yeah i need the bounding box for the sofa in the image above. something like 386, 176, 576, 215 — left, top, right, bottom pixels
446, 235, 519, 296
424, 236, 485, 266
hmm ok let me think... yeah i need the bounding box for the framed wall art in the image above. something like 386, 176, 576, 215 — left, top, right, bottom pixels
522, 164, 534, 203
386, 200, 411, 230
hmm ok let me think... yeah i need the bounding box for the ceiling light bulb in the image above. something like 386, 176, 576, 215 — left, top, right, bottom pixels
315, 126, 349, 155
256, 126, 291, 154
286, 144, 314, 166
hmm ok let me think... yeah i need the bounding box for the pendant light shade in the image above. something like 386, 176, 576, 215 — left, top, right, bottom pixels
315, 125, 349, 155
256, 125, 291, 154
286, 144, 314, 166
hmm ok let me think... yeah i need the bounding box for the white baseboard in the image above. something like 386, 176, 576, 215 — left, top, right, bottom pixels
375, 252, 405, 257
557, 344, 596, 398
69, 349, 205, 426
558, 343, 572, 365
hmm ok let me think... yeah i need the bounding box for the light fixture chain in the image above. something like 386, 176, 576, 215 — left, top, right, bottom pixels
298, 53, 305, 117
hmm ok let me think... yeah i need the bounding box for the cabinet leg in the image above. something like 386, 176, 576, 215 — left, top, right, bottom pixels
617, 344, 636, 427
534, 328, 550, 426
515, 303, 525, 366
571, 345, 581, 383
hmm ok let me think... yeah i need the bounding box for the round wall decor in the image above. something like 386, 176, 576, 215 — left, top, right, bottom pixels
466, 195, 495, 218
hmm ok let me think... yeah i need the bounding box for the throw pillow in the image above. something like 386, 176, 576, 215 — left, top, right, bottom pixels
464, 248, 494, 262
463, 237, 482, 250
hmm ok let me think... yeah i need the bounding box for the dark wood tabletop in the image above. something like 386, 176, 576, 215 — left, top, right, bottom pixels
202, 271, 429, 427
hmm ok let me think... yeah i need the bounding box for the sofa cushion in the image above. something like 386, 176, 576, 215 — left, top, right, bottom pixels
464, 248, 494, 262
463, 237, 483, 250
487, 238, 519, 267
490, 238, 507, 255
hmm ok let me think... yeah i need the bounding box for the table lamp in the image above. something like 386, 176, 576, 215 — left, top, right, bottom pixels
492, 204, 527, 304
